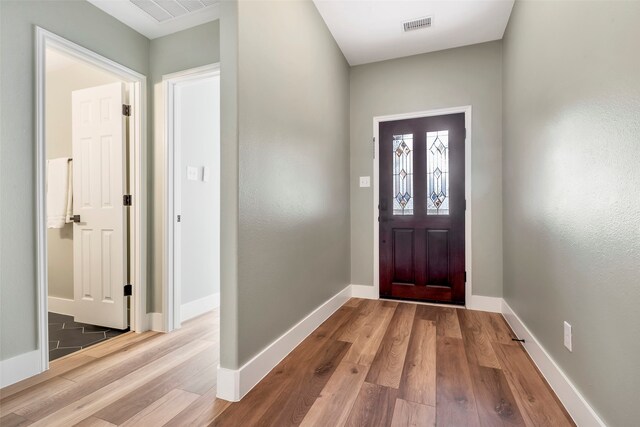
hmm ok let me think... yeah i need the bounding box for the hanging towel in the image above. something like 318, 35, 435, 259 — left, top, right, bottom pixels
65, 161, 73, 223
47, 158, 72, 229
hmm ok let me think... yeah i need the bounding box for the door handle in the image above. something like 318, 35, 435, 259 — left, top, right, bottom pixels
70, 215, 81, 223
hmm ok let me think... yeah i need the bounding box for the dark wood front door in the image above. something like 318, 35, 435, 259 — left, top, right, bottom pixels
379, 113, 466, 304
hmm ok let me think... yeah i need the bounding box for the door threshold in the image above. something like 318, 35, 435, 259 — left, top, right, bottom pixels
379, 297, 465, 310
49, 331, 139, 367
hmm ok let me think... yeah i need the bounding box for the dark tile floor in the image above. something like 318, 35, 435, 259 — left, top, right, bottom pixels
48, 312, 129, 361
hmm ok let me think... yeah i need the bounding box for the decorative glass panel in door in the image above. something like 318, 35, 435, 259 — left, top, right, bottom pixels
392, 134, 413, 215
426, 130, 449, 215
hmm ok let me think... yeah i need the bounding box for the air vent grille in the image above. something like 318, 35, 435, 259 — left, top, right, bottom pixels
130, 0, 217, 23
403, 16, 432, 32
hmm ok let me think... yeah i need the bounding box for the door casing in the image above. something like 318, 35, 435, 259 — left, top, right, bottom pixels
372, 106, 472, 308
35, 27, 148, 374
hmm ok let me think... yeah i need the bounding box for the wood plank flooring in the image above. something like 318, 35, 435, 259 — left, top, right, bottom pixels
0, 299, 574, 426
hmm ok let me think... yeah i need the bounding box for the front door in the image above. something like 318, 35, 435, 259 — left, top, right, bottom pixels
379, 113, 466, 304
71, 82, 128, 329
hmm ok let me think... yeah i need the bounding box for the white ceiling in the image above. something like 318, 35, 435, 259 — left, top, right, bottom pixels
313, 0, 514, 66
87, 0, 220, 39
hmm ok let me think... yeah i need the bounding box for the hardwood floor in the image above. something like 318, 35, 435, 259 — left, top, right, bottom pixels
0, 299, 574, 426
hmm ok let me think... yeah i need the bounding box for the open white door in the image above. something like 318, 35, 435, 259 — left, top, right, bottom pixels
72, 82, 128, 330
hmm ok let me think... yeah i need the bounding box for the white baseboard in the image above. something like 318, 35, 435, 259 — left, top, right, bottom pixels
181, 293, 220, 323
0, 350, 43, 388
216, 285, 351, 402
466, 295, 502, 313
350, 284, 379, 299
147, 312, 166, 333
48, 296, 74, 316
502, 300, 605, 427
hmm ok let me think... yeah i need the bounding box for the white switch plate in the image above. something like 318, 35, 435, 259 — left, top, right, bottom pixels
187, 166, 198, 181
564, 321, 572, 352
359, 176, 370, 187
202, 167, 210, 182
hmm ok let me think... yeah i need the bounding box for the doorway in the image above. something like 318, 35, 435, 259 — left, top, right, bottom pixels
45, 49, 131, 359
36, 28, 147, 367
373, 107, 472, 306
164, 64, 221, 332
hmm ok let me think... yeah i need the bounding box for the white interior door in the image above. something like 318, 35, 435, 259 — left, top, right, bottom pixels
72, 82, 128, 329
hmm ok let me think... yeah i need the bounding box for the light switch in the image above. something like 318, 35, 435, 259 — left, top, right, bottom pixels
202, 167, 210, 182
187, 166, 198, 181
359, 176, 371, 188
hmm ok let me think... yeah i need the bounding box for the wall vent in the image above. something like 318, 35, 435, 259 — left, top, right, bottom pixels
403, 16, 432, 32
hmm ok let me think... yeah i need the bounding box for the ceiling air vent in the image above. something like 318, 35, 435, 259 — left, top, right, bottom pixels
403, 16, 432, 32
130, 0, 213, 23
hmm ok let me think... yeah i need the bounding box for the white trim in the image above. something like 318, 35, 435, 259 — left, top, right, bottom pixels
47, 297, 75, 317
34, 27, 148, 383
466, 295, 502, 313
350, 284, 380, 300
372, 106, 474, 306
216, 285, 351, 401
147, 312, 166, 333
0, 350, 43, 388
216, 366, 239, 402
502, 300, 606, 427
181, 293, 220, 323
163, 63, 221, 332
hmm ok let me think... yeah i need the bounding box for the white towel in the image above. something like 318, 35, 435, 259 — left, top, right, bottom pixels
47, 158, 72, 229
65, 162, 73, 223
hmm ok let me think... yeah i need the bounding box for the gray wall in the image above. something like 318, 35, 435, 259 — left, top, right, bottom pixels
220, 0, 351, 368
219, 0, 240, 368
148, 21, 220, 312
350, 41, 503, 297
502, 1, 640, 426
46, 59, 121, 301
0, 0, 149, 361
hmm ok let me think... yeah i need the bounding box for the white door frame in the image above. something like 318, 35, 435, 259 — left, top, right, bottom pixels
163, 63, 220, 332
35, 27, 148, 373
372, 106, 474, 307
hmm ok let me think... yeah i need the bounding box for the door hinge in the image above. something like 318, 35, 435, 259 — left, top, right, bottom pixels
124, 284, 132, 296
464, 271, 467, 283
177, 214, 181, 223
123, 194, 132, 206
372, 137, 376, 159
465, 199, 467, 210
122, 104, 131, 117
465, 128, 467, 139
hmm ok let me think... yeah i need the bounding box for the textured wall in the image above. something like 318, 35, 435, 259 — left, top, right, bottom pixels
148, 21, 220, 312
350, 41, 504, 297
222, 0, 351, 367
502, 1, 640, 425
0, 0, 149, 361
218, 0, 240, 368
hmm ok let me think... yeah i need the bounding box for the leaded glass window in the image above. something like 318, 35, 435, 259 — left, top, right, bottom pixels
393, 134, 414, 215
426, 130, 449, 215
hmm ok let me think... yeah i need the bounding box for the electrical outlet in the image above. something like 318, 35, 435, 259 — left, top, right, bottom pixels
359, 176, 370, 188
564, 321, 572, 352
